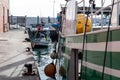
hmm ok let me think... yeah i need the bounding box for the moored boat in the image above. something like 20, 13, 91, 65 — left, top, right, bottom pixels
51, 0, 120, 80
27, 24, 54, 48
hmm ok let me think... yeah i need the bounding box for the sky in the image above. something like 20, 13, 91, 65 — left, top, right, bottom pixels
10, 0, 66, 17
9, 0, 111, 17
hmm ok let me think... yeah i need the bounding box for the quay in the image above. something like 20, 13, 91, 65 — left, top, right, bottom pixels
0, 27, 39, 80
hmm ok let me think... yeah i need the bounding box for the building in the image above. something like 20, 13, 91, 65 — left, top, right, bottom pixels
0, 0, 9, 32
9, 16, 56, 27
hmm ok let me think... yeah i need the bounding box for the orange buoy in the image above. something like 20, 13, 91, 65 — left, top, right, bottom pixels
44, 62, 56, 77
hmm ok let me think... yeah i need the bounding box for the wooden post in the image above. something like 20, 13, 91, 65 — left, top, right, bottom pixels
68, 49, 78, 80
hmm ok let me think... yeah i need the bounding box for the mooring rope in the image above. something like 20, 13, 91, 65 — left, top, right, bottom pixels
101, 0, 114, 80
80, 2, 91, 80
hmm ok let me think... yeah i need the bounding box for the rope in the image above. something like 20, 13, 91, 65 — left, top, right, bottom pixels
80, 3, 91, 80
101, 0, 114, 79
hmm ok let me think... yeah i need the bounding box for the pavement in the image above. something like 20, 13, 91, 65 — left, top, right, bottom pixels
0, 27, 39, 80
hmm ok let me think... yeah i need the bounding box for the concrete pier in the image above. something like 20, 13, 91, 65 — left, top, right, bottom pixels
0, 28, 39, 80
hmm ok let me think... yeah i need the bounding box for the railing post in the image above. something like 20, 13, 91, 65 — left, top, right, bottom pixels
68, 49, 78, 80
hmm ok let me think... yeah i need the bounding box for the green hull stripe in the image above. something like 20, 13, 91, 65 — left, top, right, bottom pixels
83, 50, 120, 70
81, 66, 120, 80
65, 46, 120, 70
82, 61, 120, 78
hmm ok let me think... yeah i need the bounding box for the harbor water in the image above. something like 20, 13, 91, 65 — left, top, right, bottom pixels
32, 43, 57, 80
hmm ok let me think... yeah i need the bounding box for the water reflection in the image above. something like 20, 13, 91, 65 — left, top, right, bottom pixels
32, 43, 55, 64
32, 43, 57, 80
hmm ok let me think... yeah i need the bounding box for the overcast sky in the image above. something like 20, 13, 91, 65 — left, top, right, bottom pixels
10, 0, 66, 17
9, 0, 111, 17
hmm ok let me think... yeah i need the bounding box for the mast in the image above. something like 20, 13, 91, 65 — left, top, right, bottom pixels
53, 0, 55, 22
111, 0, 120, 27
101, 0, 103, 29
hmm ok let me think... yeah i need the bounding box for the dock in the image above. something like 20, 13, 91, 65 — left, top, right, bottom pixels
0, 27, 39, 80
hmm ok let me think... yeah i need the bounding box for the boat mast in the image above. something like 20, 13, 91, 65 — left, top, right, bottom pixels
89, 0, 95, 31
111, 0, 120, 27
53, 0, 55, 22
118, 0, 120, 26
101, 0, 104, 29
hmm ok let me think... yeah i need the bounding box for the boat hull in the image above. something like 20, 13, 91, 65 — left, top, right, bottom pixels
60, 27, 120, 80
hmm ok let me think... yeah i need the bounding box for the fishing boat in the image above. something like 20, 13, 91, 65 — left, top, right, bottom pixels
27, 24, 54, 48
46, 0, 120, 80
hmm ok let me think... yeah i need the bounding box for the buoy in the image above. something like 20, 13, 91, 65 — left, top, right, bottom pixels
50, 52, 58, 59
59, 65, 66, 77
44, 62, 56, 77
76, 14, 91, 34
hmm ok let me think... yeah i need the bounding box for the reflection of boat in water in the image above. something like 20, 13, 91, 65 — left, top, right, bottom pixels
32, 47, 51, 62
31, 40, 56, 80
45, 0, 120, 80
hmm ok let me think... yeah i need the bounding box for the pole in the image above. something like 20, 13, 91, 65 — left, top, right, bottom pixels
91, 2, 93, 31
53, 0, 55, 22
101, 0, 103, 29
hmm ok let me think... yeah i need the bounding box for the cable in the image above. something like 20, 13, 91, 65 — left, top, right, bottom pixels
101, 0, 115, 80
80, 3, 91, 80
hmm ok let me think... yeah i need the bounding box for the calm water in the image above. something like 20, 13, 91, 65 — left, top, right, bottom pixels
32, 43, 55, 63
32, 43, 57, 80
